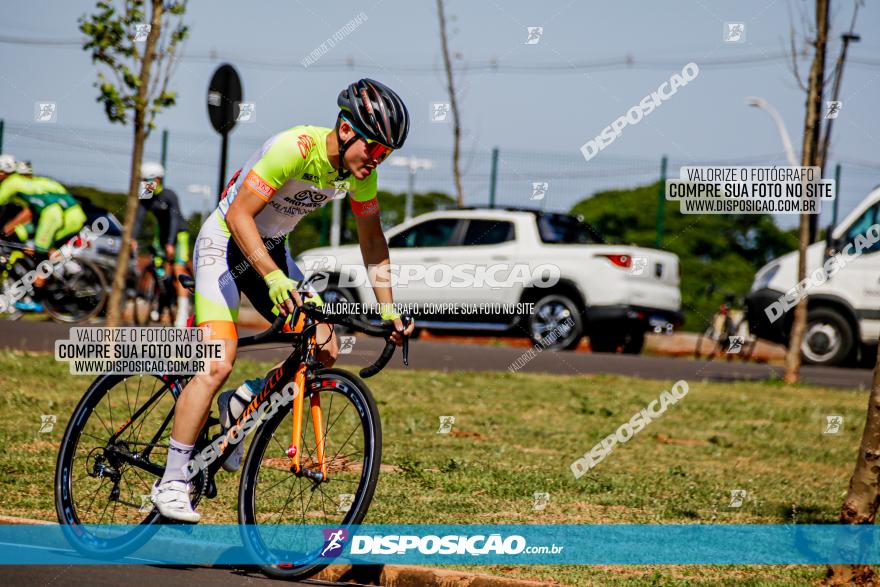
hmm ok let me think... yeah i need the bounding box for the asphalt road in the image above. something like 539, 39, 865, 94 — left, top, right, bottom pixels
1, 565, 359, 587
1, 319, 872, 389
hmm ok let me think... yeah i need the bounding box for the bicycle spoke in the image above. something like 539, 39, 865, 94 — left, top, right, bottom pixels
105, 384, 114, 434
244, 374, 378, 575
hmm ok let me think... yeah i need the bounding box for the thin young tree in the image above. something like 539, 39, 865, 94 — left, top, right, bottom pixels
436, 0, 464, 208
782, 0, 829, 384
827, 343, 880, 584
79, 0, 189, 326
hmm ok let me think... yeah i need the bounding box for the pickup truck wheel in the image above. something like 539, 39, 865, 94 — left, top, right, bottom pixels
527, 294, 583, 350
801, 308, 854, 367
621, 330, 645, 354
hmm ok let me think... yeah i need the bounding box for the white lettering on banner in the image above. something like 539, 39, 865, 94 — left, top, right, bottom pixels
349, 534, 536, 556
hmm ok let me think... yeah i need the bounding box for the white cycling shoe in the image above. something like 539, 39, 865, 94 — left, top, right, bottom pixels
217, 389, 246, 472
150, 480, 201, 523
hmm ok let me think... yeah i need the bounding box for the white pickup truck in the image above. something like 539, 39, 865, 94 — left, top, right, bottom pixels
297, 208, 682, 353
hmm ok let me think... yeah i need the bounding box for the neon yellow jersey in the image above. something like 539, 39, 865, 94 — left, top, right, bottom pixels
218, 125, 379, 238
0, 174, 76, 214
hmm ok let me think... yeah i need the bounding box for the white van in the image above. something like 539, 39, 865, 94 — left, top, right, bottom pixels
746, 186, 880, 367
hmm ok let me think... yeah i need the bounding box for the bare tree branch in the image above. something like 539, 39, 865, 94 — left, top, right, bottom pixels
436, 0, 464, 208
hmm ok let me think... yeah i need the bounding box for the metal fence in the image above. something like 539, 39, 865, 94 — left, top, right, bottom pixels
2, 118, 877, 226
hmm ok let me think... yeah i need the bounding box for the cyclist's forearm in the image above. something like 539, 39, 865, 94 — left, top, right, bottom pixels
3, 209, 31, 235
227, 209, 278, 278
359, 235, 393, 305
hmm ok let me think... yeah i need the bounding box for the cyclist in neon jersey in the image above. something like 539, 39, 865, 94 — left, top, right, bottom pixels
151, 79, 415, 522
0, 157, 87, 261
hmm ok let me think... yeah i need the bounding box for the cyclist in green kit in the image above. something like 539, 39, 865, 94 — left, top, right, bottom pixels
0, 155, 88, 310
0, 156, 87, 259
150, 79, 416, 522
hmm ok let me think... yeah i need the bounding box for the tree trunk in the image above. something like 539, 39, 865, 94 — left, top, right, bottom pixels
105, 0, 163, 326
436, 0, 464, 208
783, 0, 828, 384
826, 344, 880, 585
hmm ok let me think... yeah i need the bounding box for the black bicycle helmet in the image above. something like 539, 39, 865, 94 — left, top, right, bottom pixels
337, 78, 410, 149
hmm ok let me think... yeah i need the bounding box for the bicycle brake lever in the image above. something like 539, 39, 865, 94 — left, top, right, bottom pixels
401, 316, 411, 367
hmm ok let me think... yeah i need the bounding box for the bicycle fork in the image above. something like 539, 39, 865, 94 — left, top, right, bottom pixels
286, 342, 328, 482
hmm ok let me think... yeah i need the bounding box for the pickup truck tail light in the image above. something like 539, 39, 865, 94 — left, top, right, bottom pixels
597, 254, 632, 268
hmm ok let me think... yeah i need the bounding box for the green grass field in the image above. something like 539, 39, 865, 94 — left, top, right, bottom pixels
0, 349, 867, 586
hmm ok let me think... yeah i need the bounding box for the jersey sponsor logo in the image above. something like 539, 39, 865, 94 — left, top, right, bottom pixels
350, 197, 379, 217
290, 189, 328, 203
297, 134, 317, 159
244, 170, 275, 201
272, 189, 333, 216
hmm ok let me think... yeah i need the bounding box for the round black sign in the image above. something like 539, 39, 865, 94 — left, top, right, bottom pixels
207, 64, 242, 135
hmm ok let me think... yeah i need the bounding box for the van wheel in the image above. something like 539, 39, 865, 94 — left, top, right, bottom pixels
321, 283, 359, 334
801, 308, 854, 367
590, 329, 644, 354
527, 294, 583, 350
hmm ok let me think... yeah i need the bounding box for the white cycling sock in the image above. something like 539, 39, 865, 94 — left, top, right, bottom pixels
175, 296, 190, 328
161, 437, 194, 484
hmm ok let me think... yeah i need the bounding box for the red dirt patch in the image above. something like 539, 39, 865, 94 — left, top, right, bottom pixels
449, 430, 486, 440
654, 433, 709, 446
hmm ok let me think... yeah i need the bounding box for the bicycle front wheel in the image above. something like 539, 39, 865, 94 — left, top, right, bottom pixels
239, 368, 382, 580
44, 257, 108, 323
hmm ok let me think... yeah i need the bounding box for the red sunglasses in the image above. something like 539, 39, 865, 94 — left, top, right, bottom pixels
364, 140, 392, 164
345, 117, 393, 163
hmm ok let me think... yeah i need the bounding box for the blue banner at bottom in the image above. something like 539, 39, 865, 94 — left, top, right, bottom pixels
1, 524, 879, 565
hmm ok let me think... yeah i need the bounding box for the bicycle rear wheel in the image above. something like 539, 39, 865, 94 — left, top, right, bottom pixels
54, 372, 200, 557
694, 326, 720, 360
238, 368, 382, 580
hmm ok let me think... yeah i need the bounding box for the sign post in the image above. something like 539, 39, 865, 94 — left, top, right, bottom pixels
207, 64, 243, 200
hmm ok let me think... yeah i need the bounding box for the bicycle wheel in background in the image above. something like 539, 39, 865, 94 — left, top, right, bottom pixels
54, 372, 203, 558
694, 325, 720, 360
43, 257, 108, 323
238, 368, 382, 580
133, 269, 162, 325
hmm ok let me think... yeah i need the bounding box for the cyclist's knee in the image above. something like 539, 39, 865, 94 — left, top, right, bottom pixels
197, 353, 234, 390
316, 325, 338, 367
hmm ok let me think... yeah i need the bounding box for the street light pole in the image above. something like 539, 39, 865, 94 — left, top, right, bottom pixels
745, 96, 799, 167
390, 156, 434, 222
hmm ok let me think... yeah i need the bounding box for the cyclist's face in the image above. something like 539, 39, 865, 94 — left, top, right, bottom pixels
340, 122, 392, 180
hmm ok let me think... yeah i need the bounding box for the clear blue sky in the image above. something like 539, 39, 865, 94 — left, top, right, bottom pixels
1, 0, 878, 228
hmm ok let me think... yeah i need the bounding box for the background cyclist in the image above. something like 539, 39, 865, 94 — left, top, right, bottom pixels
132, 161, 192, 327
0, 155, 88, 307
150, 79, 415, 522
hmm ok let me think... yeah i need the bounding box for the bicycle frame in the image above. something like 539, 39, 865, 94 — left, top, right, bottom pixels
210, 310, 330, 481
105, 308, 332, 486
